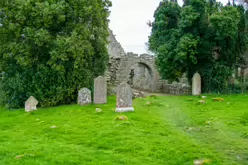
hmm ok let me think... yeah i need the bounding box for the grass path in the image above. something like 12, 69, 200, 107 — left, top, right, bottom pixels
149, 95, 248, 165
0, 95, 248, 164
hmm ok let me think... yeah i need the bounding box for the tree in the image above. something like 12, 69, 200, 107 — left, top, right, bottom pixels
149, 0, 248, 92
0, 0, 111, 108
148, 1, 182, 80
0, 0, 8, 7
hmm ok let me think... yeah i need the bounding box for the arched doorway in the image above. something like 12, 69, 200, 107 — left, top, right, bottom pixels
127, 62, 153, 91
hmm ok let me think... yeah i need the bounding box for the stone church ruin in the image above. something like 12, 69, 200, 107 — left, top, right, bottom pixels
105, 30, 191, 95
105, 30, 248, 95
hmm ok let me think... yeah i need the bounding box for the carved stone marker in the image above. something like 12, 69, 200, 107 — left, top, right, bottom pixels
192, 72, 201, 96
78, 88, 92, 105
25, 96, 38, 112
115, 82, 134, 112
94, 76, 107, 104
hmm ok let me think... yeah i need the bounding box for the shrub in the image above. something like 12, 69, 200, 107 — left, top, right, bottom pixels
0, 0, 111, 108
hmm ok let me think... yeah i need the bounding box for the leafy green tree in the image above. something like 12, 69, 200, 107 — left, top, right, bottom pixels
0, 0, 8, 7
0, 0, 111, 108
149, 0, 248, 92
149, 1, 181, 80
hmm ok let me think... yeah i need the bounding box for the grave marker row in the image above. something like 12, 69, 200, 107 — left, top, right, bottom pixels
77, 79, 134, 112
25, 73, 204, 112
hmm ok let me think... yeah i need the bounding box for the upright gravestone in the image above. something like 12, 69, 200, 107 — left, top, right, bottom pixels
115, 82, 134, 112
25, 96, 38, 112
192, 72, 201, 96
94, 76, 107, 104
78, 88, 92, 105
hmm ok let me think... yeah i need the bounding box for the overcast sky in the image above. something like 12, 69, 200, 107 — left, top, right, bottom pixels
109, 0, 229, 54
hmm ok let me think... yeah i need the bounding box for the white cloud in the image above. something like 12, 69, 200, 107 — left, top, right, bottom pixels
109, 0, 230, 54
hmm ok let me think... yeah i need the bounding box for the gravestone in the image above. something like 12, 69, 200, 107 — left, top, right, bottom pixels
115, 82, 134, 112
192, 72, 201, 96
94, 76, 107, 104
25, 96, 38, 112
78, 88, 92, 105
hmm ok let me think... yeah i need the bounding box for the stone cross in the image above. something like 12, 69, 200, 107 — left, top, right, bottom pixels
78, 88, 92, 105
25, 96, 38, 112
192, 72, 201, 96
115, 82, 134, 112
93, 76, 107, 104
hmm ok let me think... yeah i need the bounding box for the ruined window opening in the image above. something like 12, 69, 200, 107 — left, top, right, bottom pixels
128, 69, 134, 86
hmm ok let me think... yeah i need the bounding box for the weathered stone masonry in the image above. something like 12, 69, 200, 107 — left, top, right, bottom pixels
106, 30, 191, 95
105, 30, 160, 92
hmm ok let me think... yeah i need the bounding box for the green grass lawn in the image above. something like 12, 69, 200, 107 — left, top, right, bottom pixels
0, 95, 248, 165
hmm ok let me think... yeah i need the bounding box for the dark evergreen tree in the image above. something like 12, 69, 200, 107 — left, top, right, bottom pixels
149, 0, 248, 92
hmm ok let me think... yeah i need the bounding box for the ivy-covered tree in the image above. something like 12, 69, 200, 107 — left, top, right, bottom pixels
0, 0, 111, 108
149, 0, 248, 92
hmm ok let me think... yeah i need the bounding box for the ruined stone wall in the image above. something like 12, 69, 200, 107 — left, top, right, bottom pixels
105, 51, 159, 92
118, 53, 158, 92
106, 30, 190, 95
107, 29, 125, 58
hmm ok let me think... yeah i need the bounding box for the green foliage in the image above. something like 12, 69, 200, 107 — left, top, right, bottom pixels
149, 0, 248, 92
240, 112, 248, 125
0, 0, 111, 108
0, 0, 8, 7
